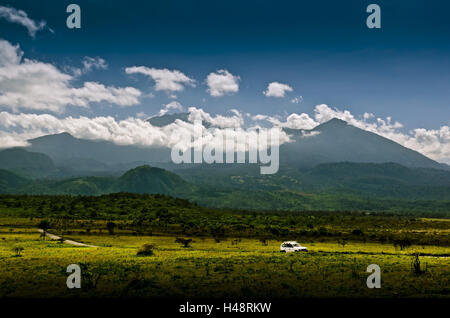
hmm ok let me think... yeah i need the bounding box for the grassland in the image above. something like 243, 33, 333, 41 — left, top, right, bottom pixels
0, 220, 448, 298
0, 194, 448, 298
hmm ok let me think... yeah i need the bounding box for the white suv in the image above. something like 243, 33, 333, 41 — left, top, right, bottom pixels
280, 241, 308, 253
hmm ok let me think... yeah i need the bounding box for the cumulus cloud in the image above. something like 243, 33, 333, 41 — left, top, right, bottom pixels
82, 56, 108, 72
291, 96, 303, 104
0, 6, 50, 37
263, 82, 293, 98
125, 66, 195, 92
206, 69, 239, 97
188, 107, 244, 128
0, 100, 449, 164
158, 101, 184, 116
0, 109, 290, 153
65, 56, 108, 77
0, 40, 141, 113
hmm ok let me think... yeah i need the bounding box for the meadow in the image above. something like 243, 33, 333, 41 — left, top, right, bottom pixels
0, 222, 448, 298
0, 194, 448, 298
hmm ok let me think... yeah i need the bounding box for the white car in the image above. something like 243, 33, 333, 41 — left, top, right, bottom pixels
280, 241, 308, 253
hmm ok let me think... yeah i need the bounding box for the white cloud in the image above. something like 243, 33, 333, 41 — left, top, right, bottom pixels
0, 92, 448, 164
0, 6, 50, 37
206, 69, 239, 97
125, 66, 195, 92
64, 56, 108, 77
188, 107, 244, 128
158, 101, 184, 116
291, 96, 303, 104
0, 40, 141, 113
0, 109, 290, 153
263, 82, 293, 98
136, 112, 148, 119
82, 56, 108, 72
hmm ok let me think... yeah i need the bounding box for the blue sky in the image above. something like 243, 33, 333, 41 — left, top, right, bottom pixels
0, 0, 449, 162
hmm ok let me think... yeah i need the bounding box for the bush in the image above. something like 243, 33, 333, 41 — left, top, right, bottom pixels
411, 253, 427, 275
106, 221, 116, 235
352, 229, 364, 236
137, 244, 155, 256
394, 238, 412, 250
12, 246, 24, 257
175, 237, 192, 248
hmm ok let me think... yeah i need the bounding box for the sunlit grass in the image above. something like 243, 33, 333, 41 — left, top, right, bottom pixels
0, 229, 448, 298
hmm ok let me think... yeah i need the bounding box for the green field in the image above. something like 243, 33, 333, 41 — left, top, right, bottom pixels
0, 219, 449, 298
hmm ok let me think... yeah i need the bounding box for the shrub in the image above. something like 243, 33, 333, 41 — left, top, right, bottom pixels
411, 253, 427, 275
137, 244, 155, 256
37, 220, 51, 240
106, 221, 116, 235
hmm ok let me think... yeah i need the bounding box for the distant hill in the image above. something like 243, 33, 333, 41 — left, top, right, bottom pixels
0, 165, 195, 197
114, 165, 194, 194
0, 169, 29, 193
1, 161, 450, 212
0, 148, 57, 178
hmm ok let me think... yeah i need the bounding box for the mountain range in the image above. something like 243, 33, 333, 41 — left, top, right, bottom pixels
0, 116, 449, 212
20, 117, 448, 175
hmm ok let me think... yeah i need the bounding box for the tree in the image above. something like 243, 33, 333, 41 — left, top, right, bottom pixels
12, 246, 24, 257
259, 238, 268, 246
411, 253, 427, 275
106, 221, 116, 235
339, 239, 347, 248
175, 237, 192, 248
393, 238, 412, 250
37, 220, 50, 240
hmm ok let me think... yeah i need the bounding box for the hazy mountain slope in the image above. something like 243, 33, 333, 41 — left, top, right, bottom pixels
0, 148, 57, 178
27, 132, 171, 166
281, 119, 444, 169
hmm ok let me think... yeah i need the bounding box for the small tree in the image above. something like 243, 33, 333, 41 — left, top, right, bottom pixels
37, 220, 50, 240
411, 253, 427, 275
339, 239, 347, 248
394, 238, 412, 251
106, 222, 116, 235
175, 237, 192, 248
259, 238, 268, 246
12, 246, 24, 257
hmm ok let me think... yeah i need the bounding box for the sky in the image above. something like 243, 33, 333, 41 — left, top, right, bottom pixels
0, 0, 449, 163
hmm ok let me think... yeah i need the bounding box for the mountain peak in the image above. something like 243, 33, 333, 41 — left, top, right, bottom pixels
29, 132, 75, 143
312, 118, 349, 133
